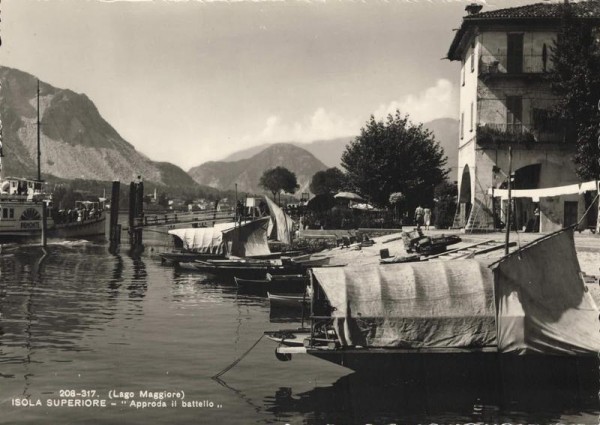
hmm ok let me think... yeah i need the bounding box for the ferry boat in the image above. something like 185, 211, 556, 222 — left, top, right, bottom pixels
0, 176, 106, 243
0, 80, 106, 243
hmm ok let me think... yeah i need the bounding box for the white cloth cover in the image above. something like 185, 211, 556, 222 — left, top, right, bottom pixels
265, 196, 294, 245
493, 229, 600, 354
168, 227, 231, 255
222, 217, 271, 257
489, 180, 597, 199
312, 260, 496, 349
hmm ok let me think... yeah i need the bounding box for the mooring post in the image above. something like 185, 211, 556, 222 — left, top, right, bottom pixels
41, 202, 47, 247
128, 178, 144, 247
110, 181, 120, 243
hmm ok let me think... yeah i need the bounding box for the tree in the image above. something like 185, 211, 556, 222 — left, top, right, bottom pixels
259, 166, 299, 200
433, 180, 458, 229
309, 167, 347, 195
341, 111, 448, 209
550, 2, 600, 180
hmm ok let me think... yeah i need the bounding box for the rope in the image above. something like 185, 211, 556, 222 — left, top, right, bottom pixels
211, 334, 264, 379
577, 192, 600, 227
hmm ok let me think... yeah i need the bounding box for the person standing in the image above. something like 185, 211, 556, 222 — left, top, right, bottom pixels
423, 207, 432, 230
414, 205, 425, 230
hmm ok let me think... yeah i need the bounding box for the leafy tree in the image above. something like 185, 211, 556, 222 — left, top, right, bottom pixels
550, 2, 600, 180
433, 180, 458, 229
309, 167, 347, 195
259, 166, 299, 200
341, 111, 448, 209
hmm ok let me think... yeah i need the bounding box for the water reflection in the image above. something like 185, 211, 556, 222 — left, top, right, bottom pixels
264, 366, 600, 424
0, 243, 150, 364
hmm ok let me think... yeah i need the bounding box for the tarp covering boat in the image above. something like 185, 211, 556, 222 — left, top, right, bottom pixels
265, 196, 294, 245
492, 229, 600, 355
168, 225, 234, 255
311, 260, 496, 349
222, 217, 271, 258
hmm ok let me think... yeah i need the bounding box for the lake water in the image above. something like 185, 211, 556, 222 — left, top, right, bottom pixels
0, 234, 599, 424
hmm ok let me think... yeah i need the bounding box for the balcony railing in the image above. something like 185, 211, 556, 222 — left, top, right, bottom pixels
479, 54, 549, 76
477, 122, 573, 144
477, 124, 535, 144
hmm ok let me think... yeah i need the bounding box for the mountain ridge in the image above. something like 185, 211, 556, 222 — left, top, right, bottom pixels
188, 143, 328, 194
0, 66, 199, 189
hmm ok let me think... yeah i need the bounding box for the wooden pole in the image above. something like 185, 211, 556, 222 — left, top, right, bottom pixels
41, 202, 47, 247
37, 80, 41, 182
109, 181, 120, 243
505, 146, 512, 255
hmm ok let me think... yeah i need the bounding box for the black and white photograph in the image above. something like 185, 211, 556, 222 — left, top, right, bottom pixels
1, 0, 600, 423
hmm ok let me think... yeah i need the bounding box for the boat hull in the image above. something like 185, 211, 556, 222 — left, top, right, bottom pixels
0, 216, 106, 243
306, 348, 600, 382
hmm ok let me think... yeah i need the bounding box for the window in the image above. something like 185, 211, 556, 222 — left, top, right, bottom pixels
471, 41, 475, 73
2, 208, 7, 219
542, 43, 547, 72
470, 102, 474, 132
460, 112, 465, 139
506, 96, 523, 133
507, 33, 524, 73
9, 208, 14, 219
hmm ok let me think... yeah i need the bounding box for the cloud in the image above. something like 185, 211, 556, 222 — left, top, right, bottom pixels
373, 79, 458, 124
245, 107, 360, 144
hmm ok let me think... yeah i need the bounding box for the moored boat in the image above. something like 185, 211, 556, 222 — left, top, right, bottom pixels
266, 228, 600, 376
0, 178, 106, 243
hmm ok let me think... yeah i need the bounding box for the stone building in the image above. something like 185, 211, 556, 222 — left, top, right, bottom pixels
446, 1, 600, 232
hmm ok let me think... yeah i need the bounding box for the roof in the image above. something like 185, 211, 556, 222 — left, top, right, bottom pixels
470, 1, 600, 20
447, 1, 600, 60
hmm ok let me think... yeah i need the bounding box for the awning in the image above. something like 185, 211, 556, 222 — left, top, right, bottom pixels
488, 180, 599, 200
168, 226, 231, 255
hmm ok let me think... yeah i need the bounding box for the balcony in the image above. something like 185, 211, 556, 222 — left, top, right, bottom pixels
477, 124, 535, 144
477, 121, 574, 145
478, 54, 549, 78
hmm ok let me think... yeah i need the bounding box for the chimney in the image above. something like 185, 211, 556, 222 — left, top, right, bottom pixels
465, 3, 483, 15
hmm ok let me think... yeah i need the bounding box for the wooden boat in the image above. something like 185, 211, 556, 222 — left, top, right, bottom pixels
235, 273, 308, 294
268, 292, 310, 309
193, 257, 306, 281
266, 229, 600, 376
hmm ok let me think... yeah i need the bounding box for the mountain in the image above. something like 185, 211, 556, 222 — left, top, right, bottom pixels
218, 120, 458, 173
423, 118, 459, 177
221, 136, 354, 168
188, 143, 328, 195
0, 66, 198, 188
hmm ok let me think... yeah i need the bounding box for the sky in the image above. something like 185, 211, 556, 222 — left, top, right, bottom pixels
0, 0, 538, 170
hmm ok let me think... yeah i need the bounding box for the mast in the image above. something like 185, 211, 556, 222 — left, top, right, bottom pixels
0, 82, 3, 180
37, 80, 41, 182
505, 146, 512, 255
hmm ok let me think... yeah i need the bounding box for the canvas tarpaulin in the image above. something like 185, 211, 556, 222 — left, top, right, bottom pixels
168, 226, 233, 255
492, 229, 600, 354
265, 196, 294, 245
312, 260, 496, 349
222, 217, 271, 258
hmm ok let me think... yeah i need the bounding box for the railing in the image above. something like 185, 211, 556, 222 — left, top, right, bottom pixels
479, 54, 549, 76
134, 209, 235, 228
477, 124, 535, 144
477, 122, 573, 144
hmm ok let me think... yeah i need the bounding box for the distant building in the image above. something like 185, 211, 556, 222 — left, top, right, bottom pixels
447, 1, 600, 231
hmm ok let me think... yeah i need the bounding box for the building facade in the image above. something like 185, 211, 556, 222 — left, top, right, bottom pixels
447, 2, 600, 232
